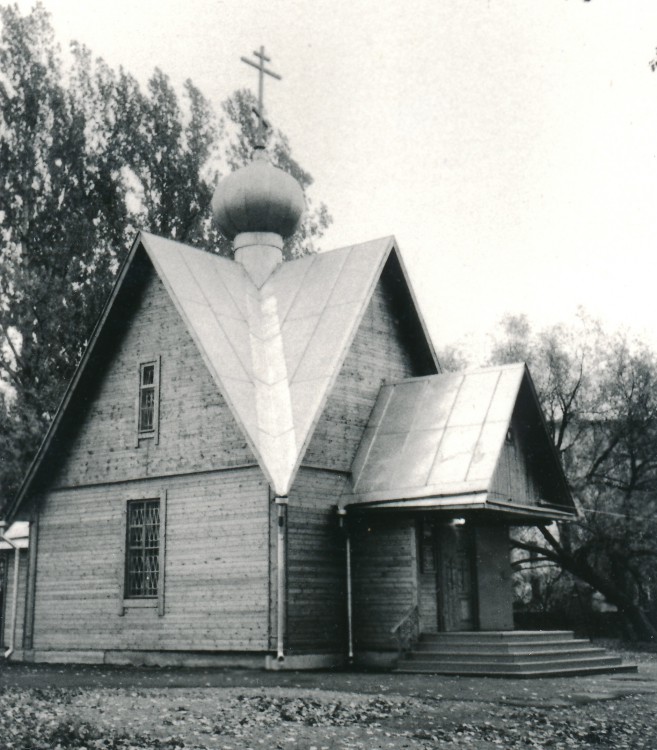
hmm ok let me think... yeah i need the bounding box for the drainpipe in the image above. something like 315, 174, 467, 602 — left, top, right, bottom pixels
0, 523, 20, 660
337, 507, 354, 663
275, 496, 288, 662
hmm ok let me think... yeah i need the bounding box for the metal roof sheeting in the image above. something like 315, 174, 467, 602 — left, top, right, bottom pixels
140, 233, 394, 495
351, 364, 528, 504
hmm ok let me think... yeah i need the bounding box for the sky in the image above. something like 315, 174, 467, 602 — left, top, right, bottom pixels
14, 0, 657, 360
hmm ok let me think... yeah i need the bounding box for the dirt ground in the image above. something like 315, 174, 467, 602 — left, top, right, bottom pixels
1, 650, 656, 750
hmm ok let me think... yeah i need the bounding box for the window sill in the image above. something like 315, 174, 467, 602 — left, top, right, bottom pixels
123, 598, 158, 609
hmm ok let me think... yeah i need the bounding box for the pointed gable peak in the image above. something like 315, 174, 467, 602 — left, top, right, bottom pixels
6, 231, 438, 522
140, 233, 421, 495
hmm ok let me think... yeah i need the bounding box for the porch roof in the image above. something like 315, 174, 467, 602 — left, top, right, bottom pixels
346, 363, 575, 519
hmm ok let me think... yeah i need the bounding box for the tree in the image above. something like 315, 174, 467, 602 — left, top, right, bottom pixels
0, 3, 331, 512
490, 313, 657, 641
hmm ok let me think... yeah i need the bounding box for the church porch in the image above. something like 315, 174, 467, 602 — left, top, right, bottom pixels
346, 507, 635, 676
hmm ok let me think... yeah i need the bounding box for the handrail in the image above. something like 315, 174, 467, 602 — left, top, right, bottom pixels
390, 603, 420, 655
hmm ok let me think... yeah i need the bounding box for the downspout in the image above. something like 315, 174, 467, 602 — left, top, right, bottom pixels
337, 507, 354, 663
275, 496, 288, 662
0, 523, 20, 660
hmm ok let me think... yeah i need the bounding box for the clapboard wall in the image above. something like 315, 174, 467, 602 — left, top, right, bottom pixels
286, 469, 350, 653
31, 469, 269, 653
286, 269, 432, 654
351, 516, 417, 650
490, 410, 542, 506
21, 262, 271, 657
55, 266, 257, 491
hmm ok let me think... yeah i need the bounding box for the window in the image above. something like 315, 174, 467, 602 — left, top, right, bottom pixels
139, 365, 156, 432
136, 358, 160, 444
125, 500, 160, 598
118, 491, 167, 616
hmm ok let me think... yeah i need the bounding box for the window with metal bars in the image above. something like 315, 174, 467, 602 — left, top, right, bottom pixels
125, 500, 160, 598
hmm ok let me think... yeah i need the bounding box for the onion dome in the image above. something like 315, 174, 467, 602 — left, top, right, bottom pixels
211, 152, 305, 241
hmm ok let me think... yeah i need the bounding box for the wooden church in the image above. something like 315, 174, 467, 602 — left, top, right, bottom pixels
0, 82, 631, 675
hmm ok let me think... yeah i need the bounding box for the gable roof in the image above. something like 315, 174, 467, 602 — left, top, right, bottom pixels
348, 363, 575, 518
7, 232, 438, 520
142, 233, 418, 494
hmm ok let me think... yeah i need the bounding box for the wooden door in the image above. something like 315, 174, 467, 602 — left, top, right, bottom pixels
437, 524, 476, 631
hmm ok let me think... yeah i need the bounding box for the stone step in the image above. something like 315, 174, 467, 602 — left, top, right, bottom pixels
395, 631, 638, 676
419, 630, 575, 645
400, 653, 623, 669
414, 638, 594, 654
405, 647, 611, 664
395, 662, 638, 678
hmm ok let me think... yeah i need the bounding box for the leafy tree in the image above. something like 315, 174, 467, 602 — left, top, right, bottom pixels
0, 3, 331, 512
491, 313, 657, 641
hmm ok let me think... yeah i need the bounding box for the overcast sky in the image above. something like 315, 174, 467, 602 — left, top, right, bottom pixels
15, 0, 657, 359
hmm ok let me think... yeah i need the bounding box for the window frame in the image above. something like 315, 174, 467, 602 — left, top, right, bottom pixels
135, 356, 161, 447
118, 489, 167, 617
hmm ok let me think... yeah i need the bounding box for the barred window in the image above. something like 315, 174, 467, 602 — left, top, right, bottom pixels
125, 500, 160, 598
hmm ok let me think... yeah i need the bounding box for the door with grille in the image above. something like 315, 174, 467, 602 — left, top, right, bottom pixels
437, 524, 476, 631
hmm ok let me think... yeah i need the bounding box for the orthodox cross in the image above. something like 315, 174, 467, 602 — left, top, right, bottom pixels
240, 46, 282, 148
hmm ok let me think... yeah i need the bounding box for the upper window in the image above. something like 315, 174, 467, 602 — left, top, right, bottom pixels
125, 499, 160, 598
137, 358, 160, 444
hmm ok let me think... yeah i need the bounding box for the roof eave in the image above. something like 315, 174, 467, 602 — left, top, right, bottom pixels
345, 491, 576, 522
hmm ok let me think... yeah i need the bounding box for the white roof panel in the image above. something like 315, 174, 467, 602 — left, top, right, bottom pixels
268, 254, 315, 323
285, 248, 350, 321
412, 374, 463, 431
427, 424, 482, 485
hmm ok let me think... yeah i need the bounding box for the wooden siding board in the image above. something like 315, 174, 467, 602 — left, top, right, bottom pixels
31, 469, 270, 652
55, 269, 256, 491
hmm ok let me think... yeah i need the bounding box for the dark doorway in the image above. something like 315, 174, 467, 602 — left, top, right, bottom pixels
418, 520, 477, 632
437, 523, 476, 631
